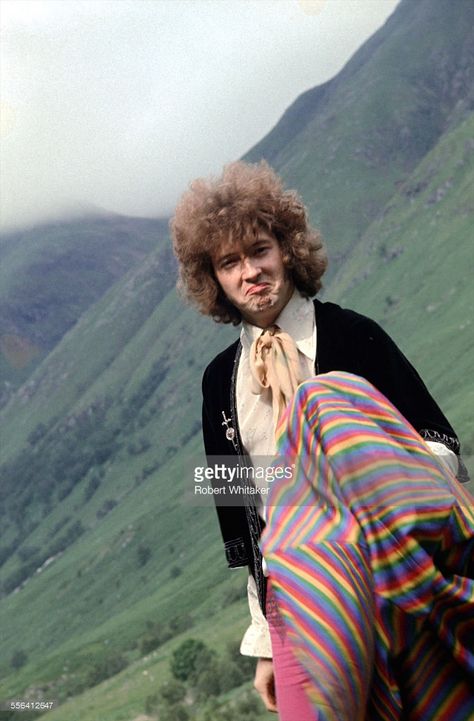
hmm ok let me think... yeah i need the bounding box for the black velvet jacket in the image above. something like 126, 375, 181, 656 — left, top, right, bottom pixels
202, 299, 460, 610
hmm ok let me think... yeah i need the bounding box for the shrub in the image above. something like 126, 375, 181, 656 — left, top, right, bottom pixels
127, 436, 151, 456
170, 639, 209, 682
201, 691, 261, 721
17, 545, 40, 563
49, 520, 85, 555
96, 498, 117, 519
140, 629, 169, 655
137, 544, 152, 567
160, 704, 190, 721
159, 678, 186, 704
49, 516, 71, 539
193, 659, 221, 699
3, 560, 38, 594
144, 693, 159, 714
169, 614, 194, 634
10, 649, 28, 669
83, 474, 101, 502
85, 654, 128, 687
0, 548, 10, 569
27, 422, 48, 445
219, 660, 245, 693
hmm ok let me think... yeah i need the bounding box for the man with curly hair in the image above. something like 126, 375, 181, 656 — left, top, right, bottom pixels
171, 161, 465, 718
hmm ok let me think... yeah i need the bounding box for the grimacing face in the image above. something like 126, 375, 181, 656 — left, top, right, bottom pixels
211, 231, 294, 328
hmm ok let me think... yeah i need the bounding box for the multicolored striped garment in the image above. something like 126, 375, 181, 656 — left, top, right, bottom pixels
261, 372, 474, 721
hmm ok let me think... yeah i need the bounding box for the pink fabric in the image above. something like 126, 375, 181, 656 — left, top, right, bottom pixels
266, 580, 316, 720
263, 372, 474, 720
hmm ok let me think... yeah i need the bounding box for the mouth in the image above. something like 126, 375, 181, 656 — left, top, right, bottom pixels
246, 283, 270, 296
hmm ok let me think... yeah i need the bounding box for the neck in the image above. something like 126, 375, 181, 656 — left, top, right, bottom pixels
244, 308, 282, 329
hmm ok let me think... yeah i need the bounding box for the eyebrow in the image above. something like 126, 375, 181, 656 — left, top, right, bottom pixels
214, 250, 239, 265
213, 237, 272, 265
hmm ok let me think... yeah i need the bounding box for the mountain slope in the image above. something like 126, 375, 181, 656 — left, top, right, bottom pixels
327, 112, 474, 452
0, 260, 237, 704
0, 0, 473, 718
0, 214, 170, 395
246, 0, 474, 267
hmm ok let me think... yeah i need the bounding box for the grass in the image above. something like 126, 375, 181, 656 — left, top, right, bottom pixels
0, 2, 473, 717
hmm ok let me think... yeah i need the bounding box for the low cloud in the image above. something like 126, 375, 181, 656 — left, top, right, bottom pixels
0, 0, 399, 230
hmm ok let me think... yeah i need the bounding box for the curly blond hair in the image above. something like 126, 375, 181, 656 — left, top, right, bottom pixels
171, 161, 327, 324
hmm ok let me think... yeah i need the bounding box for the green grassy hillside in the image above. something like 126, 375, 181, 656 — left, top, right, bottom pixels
246, 0, 474, 269
1, 0, 473, 718
0, 275, 240, 718
0, 215, 170, 393
328, 113, 474, 463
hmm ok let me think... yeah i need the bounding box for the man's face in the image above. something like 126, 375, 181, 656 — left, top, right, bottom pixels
211, 231, 294, 328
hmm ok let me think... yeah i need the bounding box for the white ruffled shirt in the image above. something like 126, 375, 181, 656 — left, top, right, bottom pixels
237, 291, 316, 496
237, 292, 458, 657
238, 291, 316, 656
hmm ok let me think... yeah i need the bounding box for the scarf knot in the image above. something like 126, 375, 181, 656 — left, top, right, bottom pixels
249, 324, 302, 435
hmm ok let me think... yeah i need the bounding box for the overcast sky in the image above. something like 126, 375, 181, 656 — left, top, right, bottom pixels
0, 0, 399, 230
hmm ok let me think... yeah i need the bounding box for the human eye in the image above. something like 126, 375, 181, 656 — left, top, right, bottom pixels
219, 257, 237, 270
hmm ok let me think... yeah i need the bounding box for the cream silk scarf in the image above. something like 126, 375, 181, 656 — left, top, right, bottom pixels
249, 325, 303, 435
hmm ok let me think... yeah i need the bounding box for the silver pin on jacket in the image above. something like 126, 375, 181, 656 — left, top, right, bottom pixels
221, 411, 238, 449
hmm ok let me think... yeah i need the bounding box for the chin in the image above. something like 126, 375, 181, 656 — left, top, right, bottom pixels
256, 293, 278, 309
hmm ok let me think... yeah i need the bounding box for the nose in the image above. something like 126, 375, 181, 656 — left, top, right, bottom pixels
241, 256, 261, 281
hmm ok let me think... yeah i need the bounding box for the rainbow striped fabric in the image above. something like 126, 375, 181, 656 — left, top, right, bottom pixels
262, 372, 474, 721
